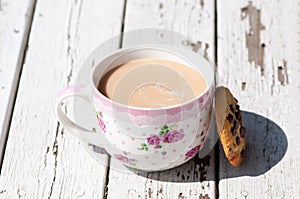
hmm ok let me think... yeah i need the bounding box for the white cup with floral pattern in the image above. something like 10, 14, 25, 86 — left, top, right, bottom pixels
56, 45, 214, 171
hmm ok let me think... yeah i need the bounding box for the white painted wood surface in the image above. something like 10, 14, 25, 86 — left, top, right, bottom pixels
1, 0, 299, 198
107, 0, 217, 198
0, 0, 35, 163
217, 0, 300, 198
0, 0, 124, 198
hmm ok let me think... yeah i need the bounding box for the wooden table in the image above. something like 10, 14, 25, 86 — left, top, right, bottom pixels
0, 0, 299, 198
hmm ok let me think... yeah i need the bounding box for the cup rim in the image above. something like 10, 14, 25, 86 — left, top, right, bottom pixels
92, 45, 214, 111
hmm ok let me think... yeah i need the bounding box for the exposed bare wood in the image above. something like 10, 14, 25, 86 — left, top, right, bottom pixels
241, 1, 265, 74
217, 0, 300, 198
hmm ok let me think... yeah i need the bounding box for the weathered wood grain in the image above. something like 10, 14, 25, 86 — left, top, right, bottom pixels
123, 0, 214, 59
0, 0, 124, 198
2, 0, 298, 198
217, 0, 300, 198
0, 0, 35, 164
106, 0, 217, 198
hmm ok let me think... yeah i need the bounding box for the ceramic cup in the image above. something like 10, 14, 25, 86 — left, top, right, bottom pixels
56, 45, 214, 171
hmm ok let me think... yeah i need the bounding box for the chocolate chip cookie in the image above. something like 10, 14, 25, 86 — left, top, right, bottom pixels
215, 86, 246, 167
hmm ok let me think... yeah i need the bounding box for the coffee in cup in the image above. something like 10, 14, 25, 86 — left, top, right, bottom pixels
98, 59, 207, 108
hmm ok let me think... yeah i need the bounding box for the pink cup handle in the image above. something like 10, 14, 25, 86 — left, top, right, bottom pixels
55, 85, 106, 148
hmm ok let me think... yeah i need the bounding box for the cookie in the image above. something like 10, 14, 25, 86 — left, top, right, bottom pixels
215, 86, 246, 167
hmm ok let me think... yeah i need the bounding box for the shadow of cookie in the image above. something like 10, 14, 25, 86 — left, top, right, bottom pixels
219, 111, 288, 178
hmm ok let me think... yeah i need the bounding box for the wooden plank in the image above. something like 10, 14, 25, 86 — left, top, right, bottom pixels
107, 0, 217, 198
298, 0, 300, 66
217, 0, 300, 198
123, 0, 214, 59
0, 0, 124, 198
0, 0, 35, 164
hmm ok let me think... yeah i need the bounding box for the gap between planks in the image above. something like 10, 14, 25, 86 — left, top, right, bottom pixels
214, 0, 220, 198
0, 0, 37, 170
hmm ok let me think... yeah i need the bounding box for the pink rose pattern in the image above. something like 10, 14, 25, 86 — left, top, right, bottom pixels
139, 125, 184, 151
114, 154, 137, 166
185, 145, 201, 160
147, 135, 161, 145
163, 129, 184, 143
96, 111, 106, 133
